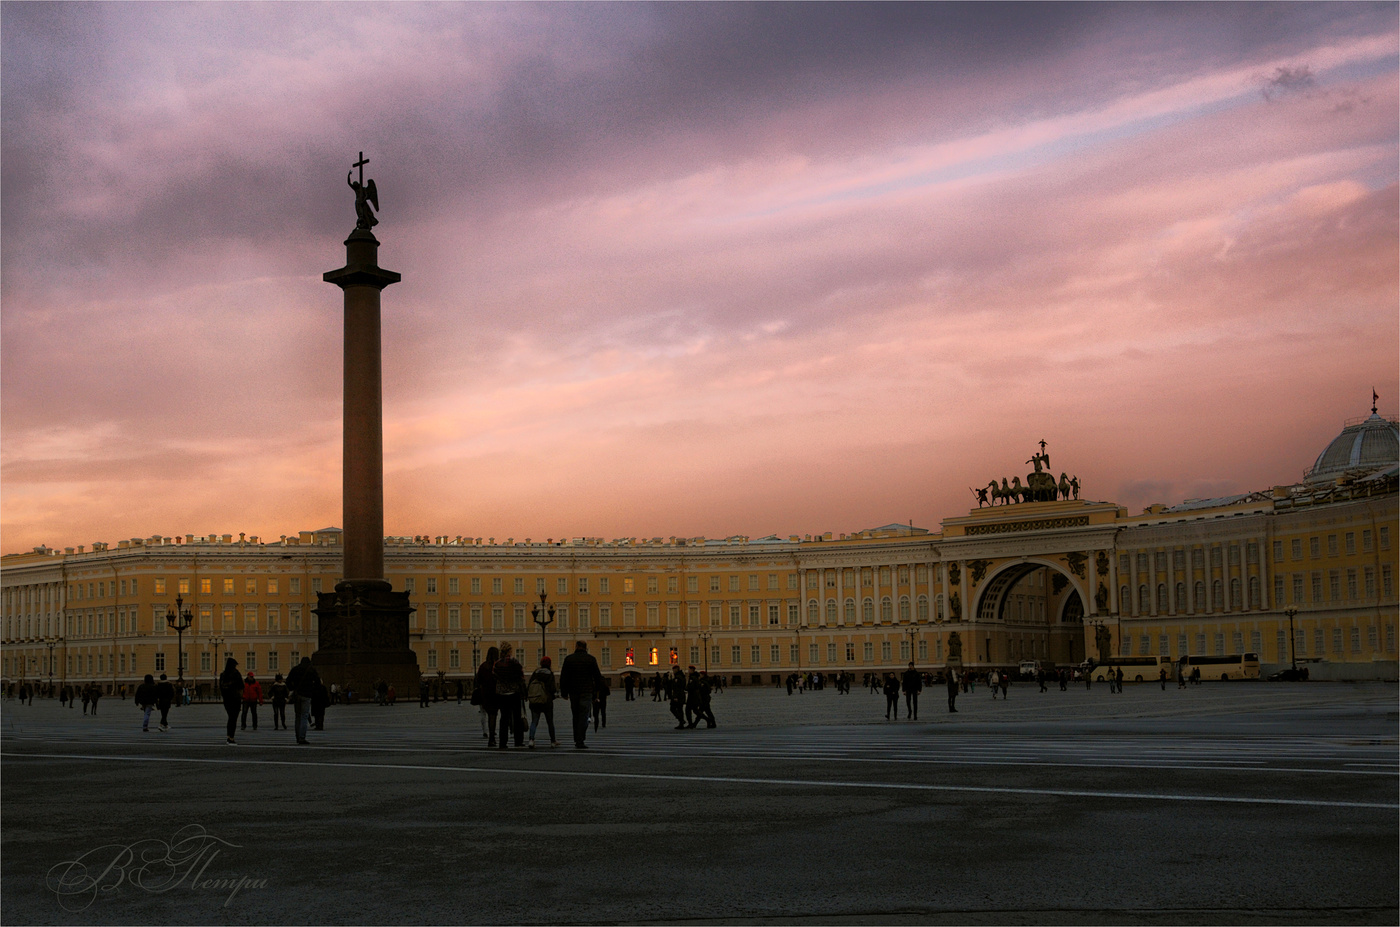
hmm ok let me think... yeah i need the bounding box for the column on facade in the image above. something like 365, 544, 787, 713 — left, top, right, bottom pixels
1129, 547, 1138, 617
1257, 533, 1270, 611
836, 563, 845, 627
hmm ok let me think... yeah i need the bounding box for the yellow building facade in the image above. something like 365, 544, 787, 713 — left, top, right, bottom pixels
4, 414, 1397, 694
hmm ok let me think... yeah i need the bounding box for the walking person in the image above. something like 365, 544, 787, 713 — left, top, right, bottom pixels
525, 655, 559, 748
285, 656, 321, 745
989, 670, 999, 700
312, 679, 329, 730
559, 640, 605, 749
901, 662, 923, 720
668, 666, 688, 729
593, 673, 610, 730
90, 685, 102, 715
999, 671, 1009, 700
945, 668, 959, 713
883, 673, 900, 719
494, 643, 526, 749
218, 657, 244, 744
134, 674, 158, 732
240, 672, 263, 731
269, 674, 289, 730
1159, 667, 1168, 691
694, 672, 717, 728
474, 646, 500, 747
1115, 667, 1124, 695
155, 673, 175, 731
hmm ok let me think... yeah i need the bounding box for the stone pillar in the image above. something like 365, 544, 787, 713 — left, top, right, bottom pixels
314, 227, 420, 697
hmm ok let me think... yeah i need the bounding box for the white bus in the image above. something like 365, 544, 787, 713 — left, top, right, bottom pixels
1180, 653, 1260, 681
1086, 655, 1174, 683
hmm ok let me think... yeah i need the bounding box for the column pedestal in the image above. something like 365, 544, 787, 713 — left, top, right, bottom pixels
313, 580, 419, 699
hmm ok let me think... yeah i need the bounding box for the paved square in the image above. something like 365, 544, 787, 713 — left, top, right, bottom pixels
3, 681, 1396, 925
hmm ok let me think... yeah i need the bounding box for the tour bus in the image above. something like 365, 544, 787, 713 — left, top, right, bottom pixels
1086, 655, 1174, 683
1180, 653, 1260, 681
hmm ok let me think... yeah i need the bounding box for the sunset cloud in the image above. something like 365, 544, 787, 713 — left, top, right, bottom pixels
3, 3, 1396, 553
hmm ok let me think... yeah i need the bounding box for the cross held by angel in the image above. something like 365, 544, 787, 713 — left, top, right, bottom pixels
348, 152, 379, 229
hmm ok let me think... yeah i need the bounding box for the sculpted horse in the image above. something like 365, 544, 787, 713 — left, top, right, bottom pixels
1058, 472, 1071, 500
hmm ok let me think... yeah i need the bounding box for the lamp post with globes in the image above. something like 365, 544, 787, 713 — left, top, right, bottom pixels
697, 630, 712, 674
466, 632, 483, 677
44, 636, 61, 697
532, 592, 556, 666
208, 635, 224, 702
165, 594, 194, 696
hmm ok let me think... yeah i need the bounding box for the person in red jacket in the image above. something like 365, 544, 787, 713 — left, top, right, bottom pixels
240, 672, 264, 731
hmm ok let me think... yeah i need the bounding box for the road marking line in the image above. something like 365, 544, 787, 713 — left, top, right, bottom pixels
4, 751, 1395, 809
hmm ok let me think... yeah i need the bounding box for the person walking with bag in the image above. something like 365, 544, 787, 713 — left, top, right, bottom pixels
240, 672, 263, 731
218, 657, 244, 744
155, 673, 175, 731
269, 674, 289, 730
134, 674, 158, 733
494, 643, 526, 749
559, 640, 605, 749
285, 656, 321, 745
526, 655, 559, 748
473, 646, 500, 747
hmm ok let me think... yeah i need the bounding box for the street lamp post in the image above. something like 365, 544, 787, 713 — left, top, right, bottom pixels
1284, 606, 1299, 673
697, 630, 712, 674
208, 635, 224, 702
165, 594, 194, 695
44, 636, 60, 697
466, 632, 482, 673
531, 592, 556, 666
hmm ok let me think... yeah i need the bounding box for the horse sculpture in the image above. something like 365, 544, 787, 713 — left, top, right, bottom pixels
1058, 472, 1071, 500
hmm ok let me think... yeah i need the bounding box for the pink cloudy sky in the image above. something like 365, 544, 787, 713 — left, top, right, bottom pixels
3, 3, 1397, 555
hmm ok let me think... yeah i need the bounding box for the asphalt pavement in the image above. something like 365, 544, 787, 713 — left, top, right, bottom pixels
2, 679, 1396, 925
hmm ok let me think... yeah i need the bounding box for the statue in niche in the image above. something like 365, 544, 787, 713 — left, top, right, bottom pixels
949, 591, 961, 620
1095, 582, 1109, 612
1065, 551, 1086, 578
1094, 624, 1112, 663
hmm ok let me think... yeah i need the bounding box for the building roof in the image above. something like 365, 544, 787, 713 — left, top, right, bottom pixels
1305, 411, 1399, 483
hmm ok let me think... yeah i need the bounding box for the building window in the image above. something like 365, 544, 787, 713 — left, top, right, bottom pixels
1291, 538, 1303, 560
880, 597, 893, 622
1346, 569, 1358, 599
1213, 633, 1225, 656
1332, 628, 1343, 653
827, 643, 837, 662
1313, 629, 1324, 655
1232, 631, 1243, 653
1248, 577, 1260, 608
769, 605, 780, 626
1311, 573, 1323, 603
1329, 570, 1341, 601
600, 646, 611, 667
1309, 537, 1320, 558
427, 649, 438, 669
729, 576, 741, 592
863, 641, 874, 661
1350, 627, 1361, 653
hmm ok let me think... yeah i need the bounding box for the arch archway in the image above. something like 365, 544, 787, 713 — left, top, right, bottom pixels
972, 559, 1088, 668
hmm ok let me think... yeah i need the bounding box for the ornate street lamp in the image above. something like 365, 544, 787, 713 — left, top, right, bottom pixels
697, 630, 712, 674
44, 636, 61, 697
531, 592, 555, 665
165, 594, 194, 693
466, 632, 483, 672
208, 635, 224, 702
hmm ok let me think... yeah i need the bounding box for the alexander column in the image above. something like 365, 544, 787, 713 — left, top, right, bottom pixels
312, 153, 420, 696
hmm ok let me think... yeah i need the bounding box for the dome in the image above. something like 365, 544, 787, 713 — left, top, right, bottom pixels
1305, 411, 1399, 483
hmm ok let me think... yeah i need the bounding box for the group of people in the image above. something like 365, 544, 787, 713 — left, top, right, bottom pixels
664, 665, 717, 729
880, 663, 927, 719
216, 656, 324, 745
473, 640, 609, 749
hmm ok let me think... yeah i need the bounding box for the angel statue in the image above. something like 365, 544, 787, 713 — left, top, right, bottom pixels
349, 170, 379, 230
